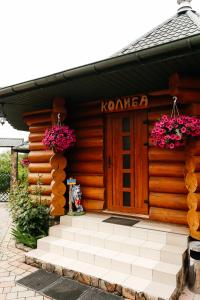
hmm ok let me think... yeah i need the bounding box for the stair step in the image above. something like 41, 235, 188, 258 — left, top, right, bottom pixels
26, 249, 177, 299
60, 214, 188, 247
49, 224, 186, 264
37, 236, 180, 285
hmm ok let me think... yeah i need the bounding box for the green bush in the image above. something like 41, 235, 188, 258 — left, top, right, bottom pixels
9, 183, 50, 248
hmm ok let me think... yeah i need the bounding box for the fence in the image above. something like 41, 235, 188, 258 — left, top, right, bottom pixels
0, 173, 10, 202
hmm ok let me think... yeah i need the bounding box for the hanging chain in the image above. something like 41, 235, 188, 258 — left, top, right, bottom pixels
171, 96, 180, 118
57, 113, 61, 126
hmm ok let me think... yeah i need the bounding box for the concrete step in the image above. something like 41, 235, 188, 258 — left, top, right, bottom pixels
49, 224, 186, 265
60, 214, 188, 247
37, 235, 181, 286
26, 249, 177, 300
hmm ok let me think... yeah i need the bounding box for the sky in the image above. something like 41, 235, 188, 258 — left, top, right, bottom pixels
0, 0, 199, 148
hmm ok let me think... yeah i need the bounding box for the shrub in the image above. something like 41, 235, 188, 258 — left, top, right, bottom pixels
9, 183, 50, 248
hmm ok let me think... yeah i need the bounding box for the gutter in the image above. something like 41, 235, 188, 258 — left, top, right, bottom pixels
0, 34, 200, 98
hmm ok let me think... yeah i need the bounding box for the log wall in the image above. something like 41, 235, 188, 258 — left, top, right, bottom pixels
67, 101, 105, 211
23, 98, 67, 216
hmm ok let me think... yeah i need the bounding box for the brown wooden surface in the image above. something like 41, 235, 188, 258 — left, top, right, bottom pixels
169, 73, 200, 90
29, 142, 46, 151
70, 161, 103, 174
29, 133, 44, 142
81, 187, 105, 201
187, 209, 200, 231
149, 147, 185, 162
73, 118, 103, 129
82, 199, 104, 210
28, 173, 52, 184
30, 195, 51, 205
186, 103, 200, 116
76, 137, 103, 148
149, 177, 187, 194
185, 172, 200, 193
23, 113, 52, 126
29, 185, 52, 195
186, 156, 200, 172
149, 192, 187, 210
149, 207, 187, 224
28, 163, 52, 173
70, 148, 103, 161
187, 139, 200, 156
23, 109, 52, 117
149, 162, 184, 177
28, 150, 53, 163
75, 127, 103, 138
187, 193, 200, 210
73, 175, 104, 187
29, 124, 51, 133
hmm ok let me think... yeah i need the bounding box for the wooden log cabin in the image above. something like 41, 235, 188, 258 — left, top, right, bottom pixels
1, 0, 200, 239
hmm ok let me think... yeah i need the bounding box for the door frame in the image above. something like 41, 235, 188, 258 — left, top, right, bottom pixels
105, 110, 149, 215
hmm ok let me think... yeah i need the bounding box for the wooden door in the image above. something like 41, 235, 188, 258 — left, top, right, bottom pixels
106, 111, 148, 214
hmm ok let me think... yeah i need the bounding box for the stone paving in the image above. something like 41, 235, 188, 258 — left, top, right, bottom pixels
1, 201, 200, 300
0, 203, 52, 300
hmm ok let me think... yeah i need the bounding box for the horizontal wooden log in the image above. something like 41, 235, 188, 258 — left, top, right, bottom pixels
149, 207, 187, 225
185, 172, 200, 193
73, 174, 104, 188
29, 125, 51, 133
187, 193, 200, 211
29, 133, 44, 142
28, 163, 52, 173
169, 73, 200, 90
149, 177, 187, 194
82, 199, 104, 211
76, 138, 103, 148
187, 139, 200, 156
186, 103, 200, 116
28, 150, 53, 163
28, 173, 52, 185
23, 113, 51, 126
148, 109, 170, 122
29, 185, 52, 195
148, 147, 185, 162
29, 142, 46, 151
172, 88, 200, 103
186, 156, 200, 172
70, 148, 103, 162
30, 195, 51, 205
72, 118, 103, 129
23, 109, 52, 117
81, 187, 104, 201
73, 100, 100, 109
70, 161, 103, 174
148, 96, 171, 108
71, 107, 101, 119
75, 127, 103, 139
149, 162, 184, 178
149, 192, 187, 210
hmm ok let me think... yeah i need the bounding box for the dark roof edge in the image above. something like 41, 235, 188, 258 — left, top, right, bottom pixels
0, 34, 200, 98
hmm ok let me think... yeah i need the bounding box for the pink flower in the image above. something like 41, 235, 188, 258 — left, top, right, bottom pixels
181, 127, 186, 133
169, 143, 175, 149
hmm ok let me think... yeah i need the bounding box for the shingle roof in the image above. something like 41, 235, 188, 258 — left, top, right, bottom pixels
113, 8, 200, 56
0, 138, 24, 147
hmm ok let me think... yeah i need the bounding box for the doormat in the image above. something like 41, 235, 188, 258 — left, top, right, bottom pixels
103, 216, 139, 226
17, 269, 123, 300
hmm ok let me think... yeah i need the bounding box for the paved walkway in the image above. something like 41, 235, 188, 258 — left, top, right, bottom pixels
0, 203, 52, 300
1, 202, 200, 300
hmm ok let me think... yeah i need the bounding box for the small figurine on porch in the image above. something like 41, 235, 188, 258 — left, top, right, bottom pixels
67, 178, 85, 216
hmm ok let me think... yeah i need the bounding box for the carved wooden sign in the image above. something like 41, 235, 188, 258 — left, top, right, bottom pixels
101, 95, 148, 113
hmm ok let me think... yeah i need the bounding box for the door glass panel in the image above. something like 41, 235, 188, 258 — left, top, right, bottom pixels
123, 154, 130, 169
122, 118, 130, 132
123, 136, 130, 150
123, 192, 131, 207
123, 173, 130, 187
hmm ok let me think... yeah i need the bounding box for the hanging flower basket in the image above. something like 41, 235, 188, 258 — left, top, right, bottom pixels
151, 114, 200, 149
151, 97, 200, 149
42, 125, 76, 153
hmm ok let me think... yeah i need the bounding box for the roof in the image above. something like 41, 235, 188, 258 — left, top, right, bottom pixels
113, 8, 200, 56
0, 138, 24, 147
0, 2, 200, 131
